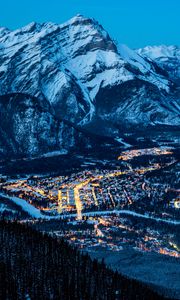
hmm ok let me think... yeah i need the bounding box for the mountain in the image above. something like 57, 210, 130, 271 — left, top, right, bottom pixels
137, 45, 180, 85
0, 93, 111, 159
0, 15, 179, 133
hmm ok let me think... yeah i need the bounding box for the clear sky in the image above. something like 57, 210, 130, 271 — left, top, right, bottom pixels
1, 0, 179, 48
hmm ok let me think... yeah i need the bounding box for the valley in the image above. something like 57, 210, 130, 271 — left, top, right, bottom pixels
0, 12, 180, 299
0, 136, 179, 298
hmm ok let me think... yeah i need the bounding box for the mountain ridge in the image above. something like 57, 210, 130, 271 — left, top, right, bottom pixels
0, 15, 179, 157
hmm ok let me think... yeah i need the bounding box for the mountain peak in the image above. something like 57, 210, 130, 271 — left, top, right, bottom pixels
137, 45, 180, 59
62, 14, 98, 27
0, 16, 179, 133
14, 21, 41, 34
74, 14, 86, 20
0, 26, 10, 37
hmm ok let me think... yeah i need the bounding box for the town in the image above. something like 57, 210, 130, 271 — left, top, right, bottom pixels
0, 146, 179, 258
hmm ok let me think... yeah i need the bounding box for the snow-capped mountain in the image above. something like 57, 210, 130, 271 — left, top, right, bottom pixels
137, 45, 180, 85
0, 14, 179, 153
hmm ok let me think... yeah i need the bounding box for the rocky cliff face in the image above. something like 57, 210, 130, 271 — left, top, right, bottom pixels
0, 15, 179, 158
0, 15, 179, 130
0, 93, 99, 158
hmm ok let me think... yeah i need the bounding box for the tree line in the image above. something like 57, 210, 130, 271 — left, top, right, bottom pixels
0, 220, 168, 300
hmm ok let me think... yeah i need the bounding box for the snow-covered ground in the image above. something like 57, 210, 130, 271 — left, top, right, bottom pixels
59, 210, 180, 225
0, 193, 47, 219
115, 137, 132, 148
0, 193, 179, 225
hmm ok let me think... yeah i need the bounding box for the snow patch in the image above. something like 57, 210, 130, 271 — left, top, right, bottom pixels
0, 193, 46, 219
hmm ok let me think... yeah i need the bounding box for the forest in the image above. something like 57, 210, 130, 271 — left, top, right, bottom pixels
0, 220, 169, 300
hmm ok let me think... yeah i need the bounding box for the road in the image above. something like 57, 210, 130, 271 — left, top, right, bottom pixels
1, 192, 179, 225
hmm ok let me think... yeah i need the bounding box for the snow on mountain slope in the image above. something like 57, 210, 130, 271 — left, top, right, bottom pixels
0, 15, 179, 135
0, 16, 174, 124
118, 44, 170, 90
137, 45, 180, 61
0, 18, 95, 124
137, 45, 180, 84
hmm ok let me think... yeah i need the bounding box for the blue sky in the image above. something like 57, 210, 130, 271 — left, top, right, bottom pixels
1, 0, 179, 48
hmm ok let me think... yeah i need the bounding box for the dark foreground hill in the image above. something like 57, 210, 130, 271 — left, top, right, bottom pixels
0, 221, 167, 300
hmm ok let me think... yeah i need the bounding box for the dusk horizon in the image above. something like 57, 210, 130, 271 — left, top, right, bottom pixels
1, 0, 180, 48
